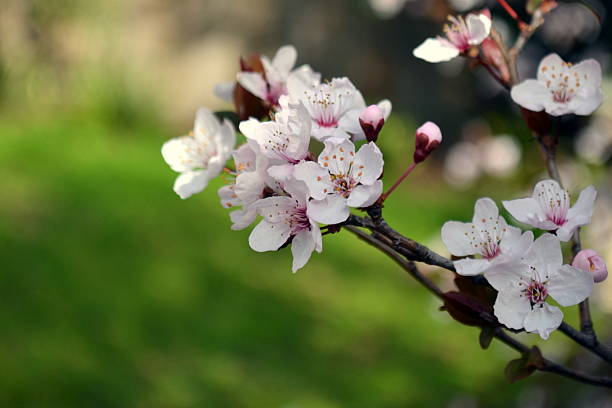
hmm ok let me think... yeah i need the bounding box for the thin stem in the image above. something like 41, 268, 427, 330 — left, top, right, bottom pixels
496, 0, 525, 27
558, 322, 612, 364
346, 224, 612, 388
381, 162, 417, 201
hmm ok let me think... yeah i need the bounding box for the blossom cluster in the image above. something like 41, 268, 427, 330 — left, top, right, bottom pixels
442, 180, 599, 339
162, 45, 402, 272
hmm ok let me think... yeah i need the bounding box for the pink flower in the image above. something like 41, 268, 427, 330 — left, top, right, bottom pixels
413, 12, 491, 63
573, 249, 608, 283
359, 104, 385, 142
511, 54, 603, 116
503, 179, 596, 242
413, 121, 442, 163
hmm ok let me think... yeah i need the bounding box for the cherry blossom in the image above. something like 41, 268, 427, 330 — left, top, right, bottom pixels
293, 139, 384, 224
441, 198, 532, 276
162, 108, 236, 199
248, 180, 322, 272
413, 12, 491, 63
511, 54, 603, 116
288, 76, 391, 142
239, 96, 312, 180
359, 104, 385, 143
573, 249, 608, 283
236, 45, 320, 108
485, 234, 593, 339
413, 121, 442, 163
502, 179, 596, 242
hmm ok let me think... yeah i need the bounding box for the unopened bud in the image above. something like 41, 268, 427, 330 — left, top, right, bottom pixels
413, 121, 442, 163
573, 249, 608, 283
359, 105, 385, 142
481, 38, 511, 83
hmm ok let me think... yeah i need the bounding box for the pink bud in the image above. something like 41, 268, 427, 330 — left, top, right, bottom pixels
573, 249, 608, 283
413, 121, 442, 163
359, 105, 385, 142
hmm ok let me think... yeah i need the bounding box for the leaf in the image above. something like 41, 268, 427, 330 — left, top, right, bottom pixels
215, 111, 241, 129
442, 291, 498, 327
504, 347, 545, 383
454, 275, 496, 309
479, 327, 495, 349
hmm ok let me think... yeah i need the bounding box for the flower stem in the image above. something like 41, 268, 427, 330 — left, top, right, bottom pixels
381, 162, 417, 201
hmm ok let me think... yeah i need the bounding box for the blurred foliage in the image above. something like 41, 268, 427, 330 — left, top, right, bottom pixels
1, 0, 611, 407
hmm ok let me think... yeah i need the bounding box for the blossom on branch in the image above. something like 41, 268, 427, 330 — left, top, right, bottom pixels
288, 76, 391, 142
413, 12, 491, 63
572, 249, 608, 283
249, 180, 322, 272
162, 108, 236, 199
511, 53, 603, 116
294, 139, 384, 224
441, 198, 532, 276
485, 234, 593, 339
503, 179, 596, 242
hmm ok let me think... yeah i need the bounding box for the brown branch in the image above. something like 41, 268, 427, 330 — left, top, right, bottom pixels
344, 224, 612, 388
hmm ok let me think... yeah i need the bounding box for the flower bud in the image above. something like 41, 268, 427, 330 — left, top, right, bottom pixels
359, 104, 385, 142
572, 249, 608, 283
481, 38, 511, 83
413, 121, 442, 163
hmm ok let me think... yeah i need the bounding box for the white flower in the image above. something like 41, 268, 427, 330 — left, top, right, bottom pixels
441, 198, 532, 276
511, 53, 603, 116
162, 108, 235, 199
239, 96, 311, 180
485, 234, 593, 339
503, 179, 596, 242
293, 139, 383, 224
248, 180, 322, 272
288, 76, 391, 142
413, 13, 491, 63
236, 45, 320, 107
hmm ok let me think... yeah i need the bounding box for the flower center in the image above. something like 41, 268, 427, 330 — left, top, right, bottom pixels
536, 185, 569, 226
288, 205, 311, 234
331, 174, 356, 198
524, 279, 548, 306
443, 16, 471, 52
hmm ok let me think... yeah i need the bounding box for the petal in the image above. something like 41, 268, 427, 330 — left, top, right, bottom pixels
346, 180, 383, 208
291, 229, 316, 272
500, 229, 534, 259
293, 161, 333, 201
466, 13, 491, 45
567, 185, 596, 224
510, 80, 551, 112
267, 163, 295, 181
251, 196, 295, 222
173, 170, 210, 199
493, 288, 531, 330
524, 303, 563, 340
318, 139, 355, 176
536, 53, 566, 83
523, 233, 563, 272
377, 99, 392, 120
248, 220, 291, 252
307, 195, 350, 225
229, 208, 257, 231
485, 261, 530, 292
194, 107, 220, 139
311, 222, 323, 252
547, 264, 593, 307
502, 197, 552, 229
236, 72, 268, 100
214, 81, 235, 102
472, 197, 499, 232
454, 258, 491, 276
218, 184, 241, 209
441, 221, 475, 257
351, 142, 384, 185
272, 45, 297, 75
161, 136, 200, 173
413, 38, 460, 63
235, 171, 265, 204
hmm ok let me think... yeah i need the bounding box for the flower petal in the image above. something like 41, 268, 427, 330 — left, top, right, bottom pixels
523, 233, 563, 272
291, 229, 316, 272
173, 170, 210, 199
536, 53, 566, 83
466, 13, 491, 45
472, 197, 499, 231
547, 264, 594, 307
524, 303, 563, 340
502, 197, 550, 229
346, 180, 383, 208
248, 219, 291, 252
510, 79, 551, 112
236, 72, 268, 100
307, 195, 350, 225
214, 81, 235, 103
293, 161, 333, 200
235, 171, 265, 204
272, 45, 297, 74
493, 288, 531, 330
454, 258, 491, 276
441, 221, 475, 257
351, 142, 384, 185
318, 139, 355, 176
229, 208, 257, 231
567, 185, 596, 224
413, 38, 460, 63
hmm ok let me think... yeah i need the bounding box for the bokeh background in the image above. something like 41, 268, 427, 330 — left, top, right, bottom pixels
1, 0, 612, 406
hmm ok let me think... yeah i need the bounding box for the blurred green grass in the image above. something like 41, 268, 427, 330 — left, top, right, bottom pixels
0, 106, 592, 407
